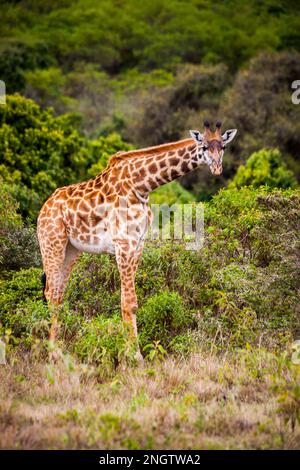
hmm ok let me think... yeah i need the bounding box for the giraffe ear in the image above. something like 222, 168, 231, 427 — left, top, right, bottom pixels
222, 129, 237, 145
189, 130, 203, 144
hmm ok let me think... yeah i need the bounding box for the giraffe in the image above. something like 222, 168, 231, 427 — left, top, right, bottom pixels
37, 121, 237, 346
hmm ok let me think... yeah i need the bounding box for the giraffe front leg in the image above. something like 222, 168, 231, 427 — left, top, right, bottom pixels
47, 298, 64, 362
120, 285, 138, 337
115, 242, 144, 361
48, 301, 61, 344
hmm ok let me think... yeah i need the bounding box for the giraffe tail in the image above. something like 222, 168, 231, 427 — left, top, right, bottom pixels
41, 272, 47, 303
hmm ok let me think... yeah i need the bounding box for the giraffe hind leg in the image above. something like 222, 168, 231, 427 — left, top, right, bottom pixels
41, 272, 47, 303
44, 241, 80, 343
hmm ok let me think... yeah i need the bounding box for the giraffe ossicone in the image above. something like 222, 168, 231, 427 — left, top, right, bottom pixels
37, 121, 237, 342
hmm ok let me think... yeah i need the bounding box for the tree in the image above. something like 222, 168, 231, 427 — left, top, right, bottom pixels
220, 51, 300, 181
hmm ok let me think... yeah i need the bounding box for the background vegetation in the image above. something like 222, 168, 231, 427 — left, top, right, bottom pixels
0, 0, 300, 450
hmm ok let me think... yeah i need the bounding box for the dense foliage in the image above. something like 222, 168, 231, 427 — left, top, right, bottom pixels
0, 178, 40, 275
1, 187, 299, 367
1, 0, 299, 82
231, 148, 298, 189
1, 1, 300, 199
1, 2, 300, 447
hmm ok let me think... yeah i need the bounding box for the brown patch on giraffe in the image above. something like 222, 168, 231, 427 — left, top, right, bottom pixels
148, 178, 157, 190
76, 212, 89, 227
170, 169, 179, 180
128, 194, 139, 205
155, 177, 166, 185
148, 163, 158, 174
181, 161, 190, 173
89, 212, 103, 225
169, 157, 180, 166
134, 160, 143, 169
188, 144, 196, 152
106, 193, 117, 202
139, 168, 146, 178
80, 224, 90, 233
68, 198, 81, 211
109, 175, 118, 184
94, 179, 103, 189
103, 183, 111, 193
78, 200, 90, 213
159, 160, 167, 169
160, 169, 169, 181
121, 166, 129, 179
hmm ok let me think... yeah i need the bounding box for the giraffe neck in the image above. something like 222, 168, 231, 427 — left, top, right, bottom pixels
128, 139, 202, 196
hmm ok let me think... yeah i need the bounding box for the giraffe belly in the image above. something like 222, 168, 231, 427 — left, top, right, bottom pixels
68, 233, 115, 255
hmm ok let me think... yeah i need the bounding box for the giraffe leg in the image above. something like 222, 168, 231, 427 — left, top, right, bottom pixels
115, 242, 143, 339
47, 246, 80, 344
41, 237, 80, 344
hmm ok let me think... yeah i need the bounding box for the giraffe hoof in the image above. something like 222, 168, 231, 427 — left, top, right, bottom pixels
48, 341, 63, 363
134, 349, 144, 364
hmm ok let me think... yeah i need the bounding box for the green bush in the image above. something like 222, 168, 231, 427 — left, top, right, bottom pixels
73, 315, 136, 375
138, 291, 194, 351
0, 178, 40, 275
65, 244, 207, 320
196, 187, 300, 349
231, 149, 298, 190
1, 185, 299, 357
0, 267, 49, 346
87, 134, 133, 177
149, 181, 195, 205
0, 41, 54, 93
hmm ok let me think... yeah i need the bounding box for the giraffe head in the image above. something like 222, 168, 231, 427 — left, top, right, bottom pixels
189, 121, 237, 175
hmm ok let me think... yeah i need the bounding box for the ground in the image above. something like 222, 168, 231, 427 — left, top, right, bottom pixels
1, 348, 299, 449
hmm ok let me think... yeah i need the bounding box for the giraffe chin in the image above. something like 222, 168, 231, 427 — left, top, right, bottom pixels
210, 168, 222, 176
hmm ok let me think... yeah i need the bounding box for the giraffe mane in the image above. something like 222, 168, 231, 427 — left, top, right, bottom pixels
108, 138, 195, 166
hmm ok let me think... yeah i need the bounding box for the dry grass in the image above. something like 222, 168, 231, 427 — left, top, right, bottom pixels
0, 348, 300, 450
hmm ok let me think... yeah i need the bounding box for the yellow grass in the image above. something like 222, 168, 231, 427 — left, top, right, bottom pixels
0, 348, 299, 449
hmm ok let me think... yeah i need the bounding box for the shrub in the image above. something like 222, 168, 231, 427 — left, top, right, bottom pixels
73, 315, 137, 375
197, 187, 300, 349
87, 133, 133, 177
65, 244, 207, 319
231, 149, 298, 190
149, 181, 195, 205
138, 291, 194, 350
0, 179, 41, 275
0, 267, 49, 347
0, 195, 40, 274
1, 186, 299, 357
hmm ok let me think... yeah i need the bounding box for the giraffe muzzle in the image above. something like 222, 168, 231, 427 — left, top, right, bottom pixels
210, 163, 223, 176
